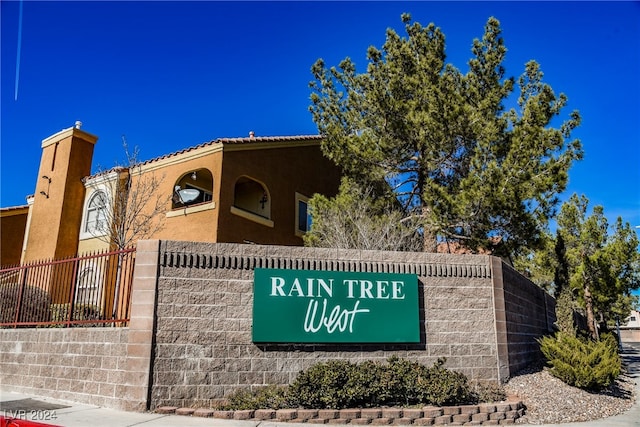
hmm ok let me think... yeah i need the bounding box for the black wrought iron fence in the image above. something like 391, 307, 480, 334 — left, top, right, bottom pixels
0, 247, 136, 328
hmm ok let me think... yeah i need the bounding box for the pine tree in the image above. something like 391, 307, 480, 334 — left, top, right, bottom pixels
538, 332, 620, 390
513, 231, 556, 292
557, 194, 640, 340
309, 15, 582, 256
554, 233, 577, 335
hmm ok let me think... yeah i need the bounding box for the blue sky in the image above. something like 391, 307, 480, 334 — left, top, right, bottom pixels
2, 1, 639, 234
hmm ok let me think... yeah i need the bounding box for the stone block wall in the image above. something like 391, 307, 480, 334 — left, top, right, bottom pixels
498, 261, 556, 376
0, 239, 159, 412
150, 241, 506, 409
0, 328, 129, 408
0, 240, 556, 412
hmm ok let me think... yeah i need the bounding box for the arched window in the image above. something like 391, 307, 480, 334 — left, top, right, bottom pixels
75, 261, 103, 306
85, 191, 108, 234
172, 169, 214, 209
233, 176, 271, 220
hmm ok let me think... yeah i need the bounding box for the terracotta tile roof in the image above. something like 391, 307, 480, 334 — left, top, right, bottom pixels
137, 134, 323, 167
217, 134, 324, 144
83, 134, 323, 181
82, 166, 128, 183
0, 204, 29, 213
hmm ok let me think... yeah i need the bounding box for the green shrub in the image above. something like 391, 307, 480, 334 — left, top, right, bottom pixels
376, 356, 473, 407
225, 358, 475, 410
224, 385, 291, 410
50, 303, 102, 325
539, 331, 621, 391
343, 360, 385, 408
0, 283, 51, 324
469, 381, 507, 403
288, 360, 354, 409
379, 356, 419, 405
288, 357, 473, 409
414, 358, 474, 406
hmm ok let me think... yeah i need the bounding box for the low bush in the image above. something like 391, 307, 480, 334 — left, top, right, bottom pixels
50, 303, 102, 325
288, 360, 354, 409
469, 381, 507, 403
223, 385, 291, 410
0, 283, 51, 324
344, 360, 386, 407
223, 357, 480, 410
538, 331, 621, 391
378, 356, 417, 405
414, 358, 474, 406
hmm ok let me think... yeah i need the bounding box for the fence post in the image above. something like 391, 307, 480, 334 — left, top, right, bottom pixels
112, 251, 124, 320
12, 266, 29, 327
1, 247, 136, 328
66, 257, 80, 327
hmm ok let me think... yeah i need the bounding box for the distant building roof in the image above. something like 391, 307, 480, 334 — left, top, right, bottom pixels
436, 238, 499, 255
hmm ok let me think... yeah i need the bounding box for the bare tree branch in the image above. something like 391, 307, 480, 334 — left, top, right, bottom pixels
83, 137, 170, 250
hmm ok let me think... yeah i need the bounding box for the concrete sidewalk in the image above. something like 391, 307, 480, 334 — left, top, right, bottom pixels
0, 393, 265, 427
1, 343, 638, 427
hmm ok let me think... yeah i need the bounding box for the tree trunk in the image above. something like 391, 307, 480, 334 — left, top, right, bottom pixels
583, 282, 599, 341
421, 204, 438, 253
423, 229, 438, 253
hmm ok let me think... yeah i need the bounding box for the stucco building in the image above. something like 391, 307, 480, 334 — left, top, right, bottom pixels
1, 124, 342, 266
620, 309, 640, 342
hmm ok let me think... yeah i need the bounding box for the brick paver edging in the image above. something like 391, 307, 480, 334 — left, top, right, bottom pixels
156, 402, 525, 425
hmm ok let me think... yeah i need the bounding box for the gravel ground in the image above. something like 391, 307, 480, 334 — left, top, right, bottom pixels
504, 364, 636, 424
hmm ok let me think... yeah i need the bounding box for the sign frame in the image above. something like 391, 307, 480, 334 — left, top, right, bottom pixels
252, 268, 420, 343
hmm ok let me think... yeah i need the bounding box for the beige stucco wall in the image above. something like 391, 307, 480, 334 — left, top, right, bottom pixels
77, 171, 123, 255
217, 143, 341, 245
123, 139, 341, 247
0, 206, 29, 266
23, 128, 97, 262
9, 130, 341, 266
132, 144, 224, 244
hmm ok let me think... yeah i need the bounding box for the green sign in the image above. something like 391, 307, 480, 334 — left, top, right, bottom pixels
252, 268, 420, 343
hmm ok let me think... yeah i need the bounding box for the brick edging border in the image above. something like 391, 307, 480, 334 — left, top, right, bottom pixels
156, 402, 525, 425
